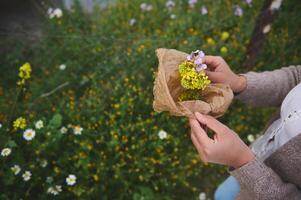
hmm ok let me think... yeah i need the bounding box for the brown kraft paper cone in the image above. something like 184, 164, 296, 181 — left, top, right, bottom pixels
153, 48, 234, 118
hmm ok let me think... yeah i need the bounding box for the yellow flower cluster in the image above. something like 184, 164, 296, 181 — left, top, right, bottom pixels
17, 63, 32, 85
13, 117, 27, 130
179, 61, 211, 90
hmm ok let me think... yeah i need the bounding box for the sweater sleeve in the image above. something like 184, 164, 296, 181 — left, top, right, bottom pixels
236, 65, 301, 107
230, 158, 301, 200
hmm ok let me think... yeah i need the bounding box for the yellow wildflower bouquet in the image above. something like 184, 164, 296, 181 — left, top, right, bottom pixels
153, 48, 233, 118
178, 50, 211, 101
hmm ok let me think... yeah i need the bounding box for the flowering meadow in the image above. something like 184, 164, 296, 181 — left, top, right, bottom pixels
0, 0, 300, 199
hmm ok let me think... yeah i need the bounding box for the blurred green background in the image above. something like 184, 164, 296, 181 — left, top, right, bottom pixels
0, 0, 300, 199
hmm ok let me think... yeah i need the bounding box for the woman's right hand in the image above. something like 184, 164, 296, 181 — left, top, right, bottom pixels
203, 56, 247, 93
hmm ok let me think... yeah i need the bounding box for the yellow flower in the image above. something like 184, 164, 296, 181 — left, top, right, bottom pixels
206, 37, 216, 45
18, 63, 32, 80
179, 61, 211, 90
221, 31, 230, 41
93, 174, 99, 181
17, 62, 32, 85
13, 117, 27, 130
220, 46, 228, 54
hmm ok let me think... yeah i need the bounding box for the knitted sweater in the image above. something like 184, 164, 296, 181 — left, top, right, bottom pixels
229, 65, 301, 200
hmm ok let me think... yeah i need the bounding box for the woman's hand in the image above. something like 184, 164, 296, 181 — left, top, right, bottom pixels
203, 56, 247, 93
189, 112, 255, 168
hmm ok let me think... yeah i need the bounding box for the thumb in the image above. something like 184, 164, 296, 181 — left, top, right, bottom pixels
205, 70, 224, 83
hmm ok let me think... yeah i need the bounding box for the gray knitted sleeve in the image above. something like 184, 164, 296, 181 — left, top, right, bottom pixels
230, 158, 301, 200
236, 65, 301, 107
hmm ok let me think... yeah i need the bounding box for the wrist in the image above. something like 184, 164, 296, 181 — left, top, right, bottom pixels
233, 150, 255, 169
233, 75, 247, 93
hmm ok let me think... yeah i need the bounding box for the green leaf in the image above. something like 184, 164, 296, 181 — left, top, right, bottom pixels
48, 113, 62, 129
7, 140, 17, 148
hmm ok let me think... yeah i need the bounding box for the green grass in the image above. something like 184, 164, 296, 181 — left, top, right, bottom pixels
0, 0, 300, 199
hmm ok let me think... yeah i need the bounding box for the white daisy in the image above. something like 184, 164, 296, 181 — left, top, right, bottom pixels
53, 8, 63, 18
46, 176, 54, 183
66, 174, 76, 186
247, 134, 255, 142
23, 129, 36, 141
263, 24, 271, 34
1, 148, 11, 157
47, 185, 62, 195
199, 192, 206, 200
170, 14, 176, 19
158, 130, 167, 140
11, 165, 21, 175
48, 8, 55, 19
129, 18, 136, 26
73, 126, 83, 135
0, 123, 2, 128
40, 160, 48, 168
59, 64, 66, 70
35, 120, 44, 129
146, 4, 153, 11
22, 171, 32, 181
60, 126, 68, 134
270, 0, 283, 11
47, 8, 53, 15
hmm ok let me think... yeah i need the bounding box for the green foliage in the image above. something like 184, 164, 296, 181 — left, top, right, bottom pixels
48, 113, 63, 129
0, 0, 300, 199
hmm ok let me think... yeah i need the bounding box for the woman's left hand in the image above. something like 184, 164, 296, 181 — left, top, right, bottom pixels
189, 112, 255, 168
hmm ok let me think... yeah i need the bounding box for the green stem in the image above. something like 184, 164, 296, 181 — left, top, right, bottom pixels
7, 85, 23, 129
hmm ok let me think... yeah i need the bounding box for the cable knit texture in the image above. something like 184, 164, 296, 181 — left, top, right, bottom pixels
230, 66, 301, 200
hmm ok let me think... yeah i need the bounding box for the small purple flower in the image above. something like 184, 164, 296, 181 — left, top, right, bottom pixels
245, 0, 252, 6
201, 6, 208, 15
194, 57, 203, 66
195, 66, 203, 73
188, 0, 198, 8
198, 50, 205, 58
140, 3, 147, 11
140, 3, 153, 12
195, 64, 207, 73
187, 54, 192, 61
234, 5, 243, 16
166, 0, 175, 10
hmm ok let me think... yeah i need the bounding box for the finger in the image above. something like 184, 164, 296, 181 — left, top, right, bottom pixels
189, 118, 212, 145
191, 132, 207, 163
205, 70, 224, 83
195, 112, 227, 135
203, 56, 220, 70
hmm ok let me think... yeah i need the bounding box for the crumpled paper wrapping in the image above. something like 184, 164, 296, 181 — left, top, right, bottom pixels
153, 48, 234, 118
